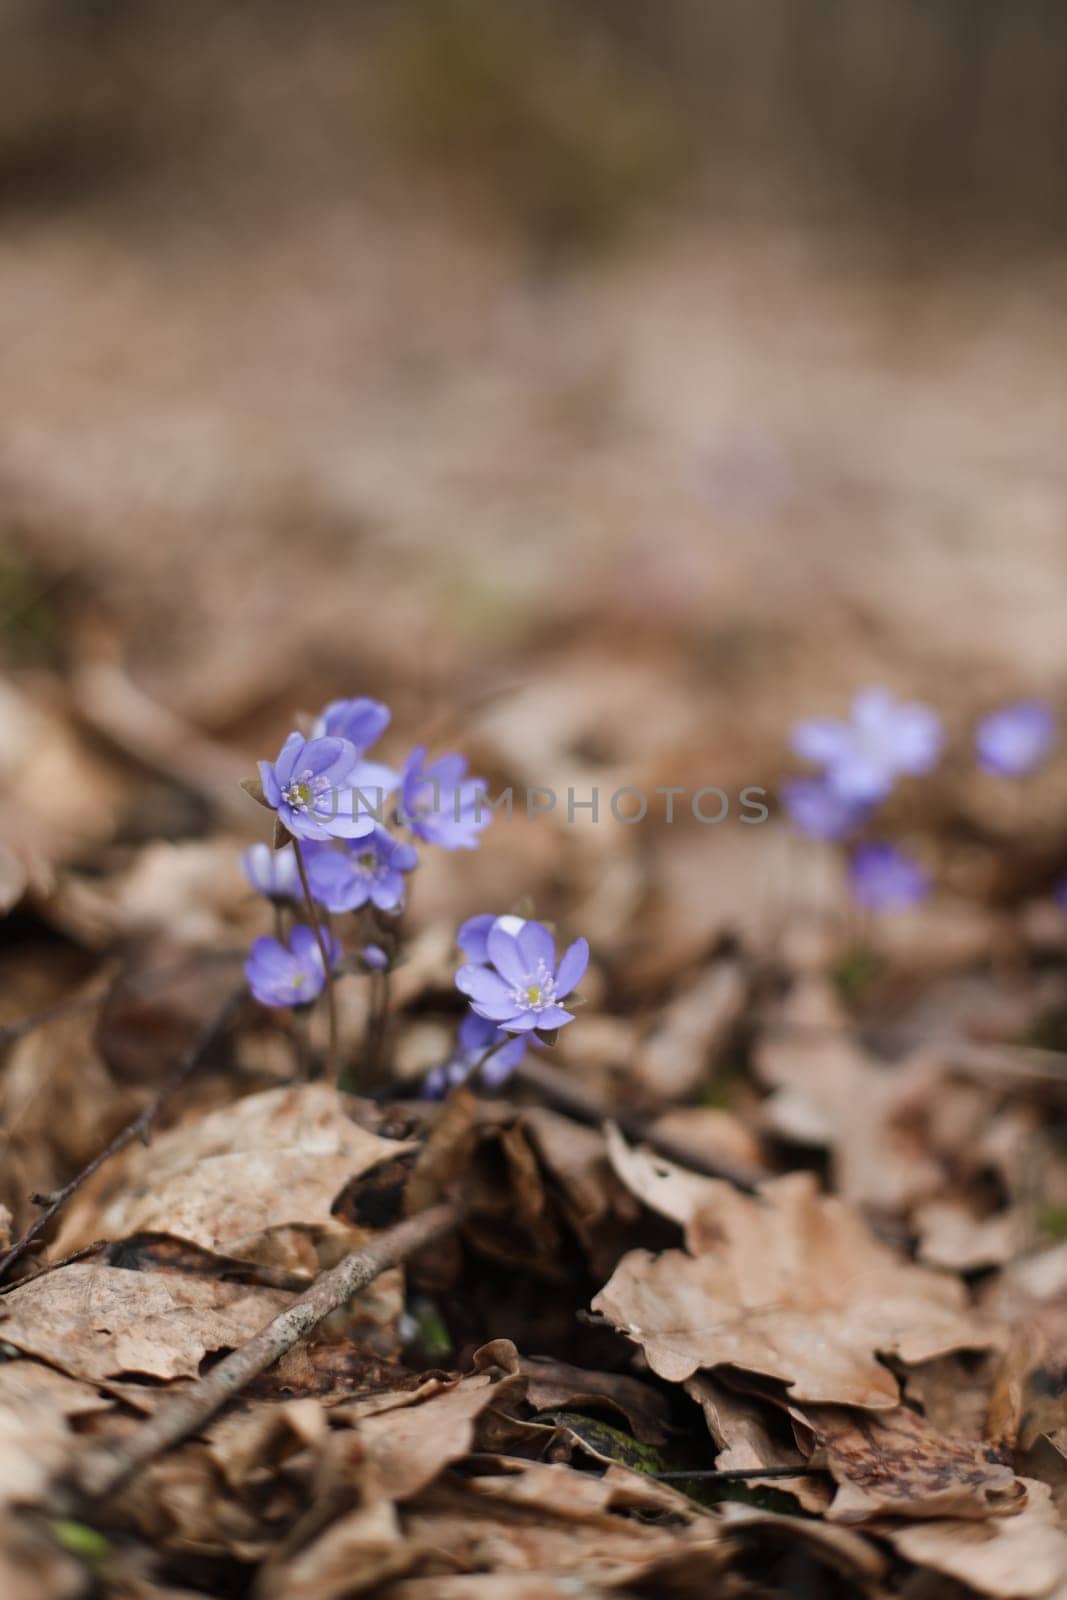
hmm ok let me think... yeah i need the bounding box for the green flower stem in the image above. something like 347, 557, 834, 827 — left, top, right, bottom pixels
290, 836, 339, 1084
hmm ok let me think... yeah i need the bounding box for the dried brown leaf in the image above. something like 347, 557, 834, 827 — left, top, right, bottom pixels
879, 1479, 1067, 1598
0, 1262, 288, 1383
54, 1085, 416, 1266
592, 1161, 995, 1408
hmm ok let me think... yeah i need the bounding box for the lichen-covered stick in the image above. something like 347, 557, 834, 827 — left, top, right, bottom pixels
61, 1200, 461, 1511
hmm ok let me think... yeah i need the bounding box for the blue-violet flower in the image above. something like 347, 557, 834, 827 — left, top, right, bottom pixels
259, 732, 376, 841
791, 687, 942, 804
849, 841, 929, 911
245, 924, 341, 1008
976, 700, 1056, 777
400, 747, 490, 850
456, 917, 588, 1033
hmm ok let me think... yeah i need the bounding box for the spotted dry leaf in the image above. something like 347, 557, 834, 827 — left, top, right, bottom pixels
592, 1160, 995, 1408
797, 1403, 1023, 1523
0, 1263, 288, 1383
54, 1085, 415, 1265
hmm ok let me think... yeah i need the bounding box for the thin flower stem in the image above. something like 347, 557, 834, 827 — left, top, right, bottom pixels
290, 837, 338, 1083
471, 1033, 512, 1086
362, 966, 392, 1087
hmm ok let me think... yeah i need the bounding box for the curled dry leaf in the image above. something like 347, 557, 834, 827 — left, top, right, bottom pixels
686, 1373, 830, 1514
54, 1085, 416, 1267
0, 1360, 111, 1507
395, 1467, 722, 1592
518, 1355, 669, 1445
594, 1149, 995, 1408
327, 1340, 527, 1504
879, 1479, 1067, 1599
0, 1262, 289, 1384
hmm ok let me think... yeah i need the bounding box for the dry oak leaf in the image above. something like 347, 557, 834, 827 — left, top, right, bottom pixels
54, 1085, 415, 1261
798, 1403, 1023, 1523
591, 1165, 995, 1408
0, 1263, 288, 1383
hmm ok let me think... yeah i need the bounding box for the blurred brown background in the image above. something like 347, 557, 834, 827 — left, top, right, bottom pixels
2, 0, 1067, 860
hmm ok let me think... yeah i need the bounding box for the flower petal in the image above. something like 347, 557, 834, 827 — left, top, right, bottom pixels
456, 966, 515, 1019
457, 913, 496, 964
789, 718, 852, 767
533, 1005, 574, 1030
487, 923, 529, 987
517, 920, 556, 975
554, 937, 589, 997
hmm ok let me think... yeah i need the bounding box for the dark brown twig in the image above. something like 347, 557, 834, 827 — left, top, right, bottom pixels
62, 1199, 461, 1509
0, 986, 245, 1284
651, 1466, 816, 1481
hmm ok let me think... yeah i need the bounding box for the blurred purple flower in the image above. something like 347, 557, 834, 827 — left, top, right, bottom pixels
241, 842, 301, 902
314, 697, 398, 798
422, 1011, 529, 1099
361, 943, 389, 970
791, 687, 942, 803
304, 828, 417, 913
259, 732, 375, 842
457, 911, 525, 964
315, 696, 390, 753
245, 924, 341, 1009
780, 777, 870, 841
456, 918, 588, 1034
849, 841, 929, 911
399, 747, 490, 850
976, 700, 1056, 777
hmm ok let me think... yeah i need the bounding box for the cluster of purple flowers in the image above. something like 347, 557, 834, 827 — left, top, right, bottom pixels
243, 695, 490, 1009
783, 690, 1059, 911
424, 912, 589, 1096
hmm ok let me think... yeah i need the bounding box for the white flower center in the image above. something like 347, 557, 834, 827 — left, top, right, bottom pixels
284, 769, 330, 813
511, 959, 557, 1014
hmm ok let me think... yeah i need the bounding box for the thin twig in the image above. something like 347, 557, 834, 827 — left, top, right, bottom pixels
514, 1055, 761, 1193
651, 1466, 816, 1482
62, 1199, 461, 1510
291, 837, 339, 1084
0, 987, 244, 1284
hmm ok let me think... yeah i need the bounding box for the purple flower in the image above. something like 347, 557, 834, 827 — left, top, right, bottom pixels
399, 747, 490, 850
242, 842, 301, 901
422, 1011, 529, 1098
315, 697, 390, 754
457, 912, 498, 963
303, 828, 417, 913
780, 777, 870, 841
456, 918, 588, 1034
361, 943, 389, 970
849, 842, 929, 911
976, 700, 1056, 777
314, 698, 399, 799
245, 924, 341, 1008
791, 687, 942, 804
259, 732, 376, 842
